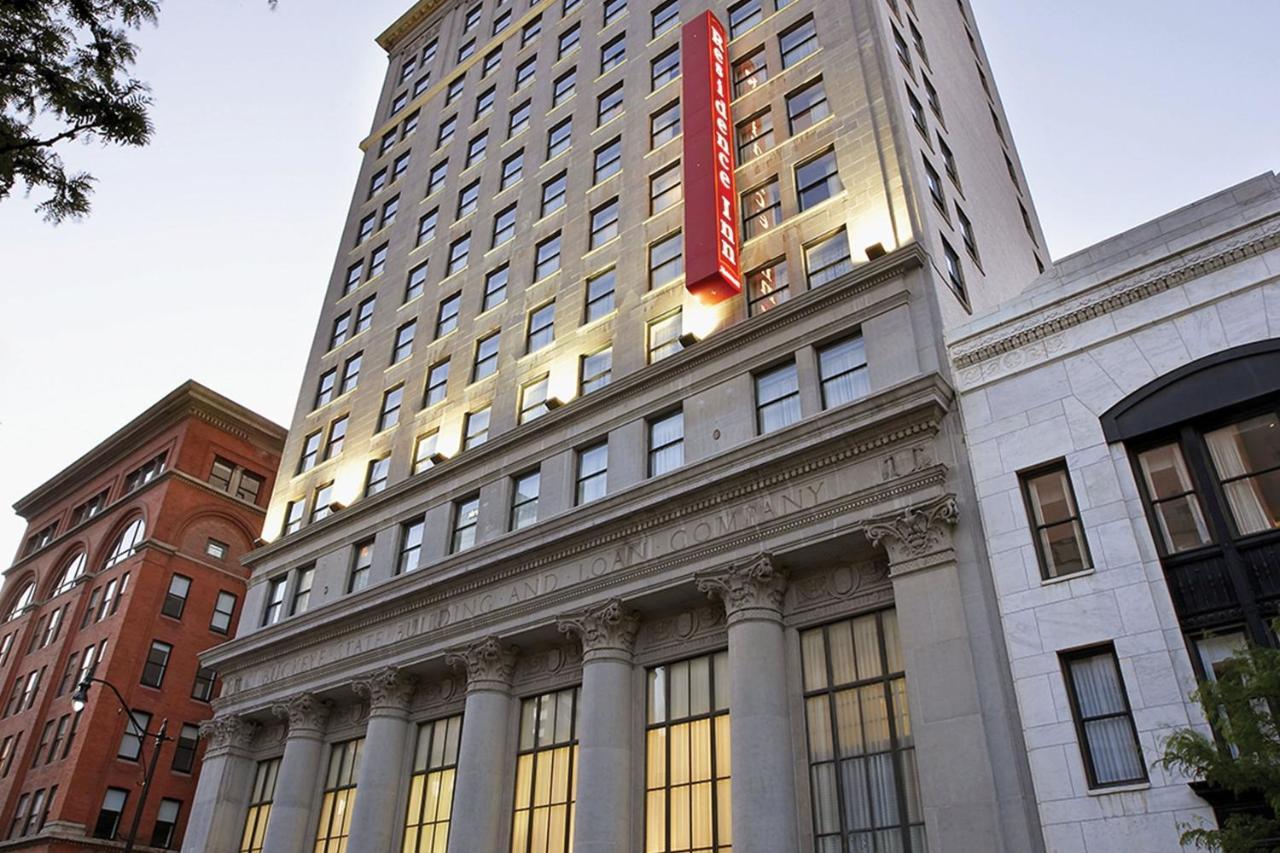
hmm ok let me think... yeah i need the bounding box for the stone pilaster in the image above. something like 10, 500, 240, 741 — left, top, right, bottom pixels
696, 551, 789, 624
558, 600, 640, 853
182, 715, 259, 853
864, 494, 959, 573
261, 693, 331, 853
348, 668, 418, 853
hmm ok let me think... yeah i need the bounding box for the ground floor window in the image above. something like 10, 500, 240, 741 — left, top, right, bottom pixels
404, 715, 462, 853
240, 758, 280, 853
315, 738, 364, 852
799, 609, 926, 852
511, 688, 579, 853
645, 651, 732, 853
1060, 645, 1146, 788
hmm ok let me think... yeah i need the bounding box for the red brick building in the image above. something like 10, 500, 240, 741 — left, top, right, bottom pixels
0, 382, 284, 850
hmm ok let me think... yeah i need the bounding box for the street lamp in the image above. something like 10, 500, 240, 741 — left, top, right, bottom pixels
71, 677, 170, 853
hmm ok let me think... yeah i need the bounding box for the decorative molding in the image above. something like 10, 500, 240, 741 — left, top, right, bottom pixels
271, 692, 332, 734
558, 599, 640, 662
198, 715, 258, 754
445, 636, 518, 693
636, 604, 726, 660
351, 666, 417, 714
865, 495, 959, 570
696, 552, 789, 625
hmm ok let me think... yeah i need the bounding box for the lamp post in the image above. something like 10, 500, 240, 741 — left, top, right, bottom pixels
71, 677, 170, 853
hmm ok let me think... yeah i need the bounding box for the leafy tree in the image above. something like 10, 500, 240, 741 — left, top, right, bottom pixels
1159, 636, 1280, 852
0, 0, 159, 222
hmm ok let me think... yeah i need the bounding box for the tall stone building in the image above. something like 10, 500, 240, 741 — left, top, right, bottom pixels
0, 382, 284, 850
949, 171, 1280, 852
186, 0, 1051, 851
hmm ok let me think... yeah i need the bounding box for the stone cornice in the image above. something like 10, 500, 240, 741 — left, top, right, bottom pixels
446, 636, 518, 693
697, 552, 789, 625
377, 0, 450, 51
557, 599, 640, 662
950, 214, 1280, 371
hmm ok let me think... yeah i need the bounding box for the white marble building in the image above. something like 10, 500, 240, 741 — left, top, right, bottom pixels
948, 171, 1280, 852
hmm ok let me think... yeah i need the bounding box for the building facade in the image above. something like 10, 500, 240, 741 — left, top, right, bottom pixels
186, 0, 1055, 851
0, 383, 285, 850
948, 171, 1280, 852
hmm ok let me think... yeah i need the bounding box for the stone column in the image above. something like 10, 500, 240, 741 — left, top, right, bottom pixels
557, 599, 640, 853
697, 553, 801, 853
347, 667, 418, 853
260, 693, 331, 853
181, 715, 259, 853
444, 637, 518, 853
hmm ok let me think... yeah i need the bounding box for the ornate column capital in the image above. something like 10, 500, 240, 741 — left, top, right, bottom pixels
271, 692, 332, 736
445, 636, 518, 694
198, 714, 259, 756
352, 666, 418, 717
557, 599, 640, 663
696, 552, 789, 625
865, 495, 959, 573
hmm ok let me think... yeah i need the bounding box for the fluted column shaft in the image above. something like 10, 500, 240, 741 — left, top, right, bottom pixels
348, 668, 418, 853
261, 693, 331, 853
181, 715, 259, 853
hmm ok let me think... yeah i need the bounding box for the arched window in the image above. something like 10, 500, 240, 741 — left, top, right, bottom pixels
103, 518, 146, 569
51, 552, 88, 598
5, 583, 35, 622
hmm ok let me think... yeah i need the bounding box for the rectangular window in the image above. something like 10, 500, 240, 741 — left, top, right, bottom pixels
644, 652, 732, 853
736, 110, 773, 164
473, 332, 500, 381
94, 788, 128, 839
651, 0, 678, 36
344, 262, 363, 295
512, 688, 579, 853
520, 375, 551, 424
436, 293, 461, 338
732, 48, 767, 97
600, 34, 626, 74
492, 207, 517, 248
381, 195, 399, 229
289, 567, 314, 616
413, 431, 440, 475
427, 160, 448, 195
365, 456, 391, 496
818, 335, 869, 409
210, 591, 236, 634
1204, 413, 1280, 536
171, 723, 199, 774
728, 0, 763, 37
585, 268, 616, 323
756, 362, 801, 434
547, 117, 573, 159
509, 99, 532, 135
392, 320, 416, 364
482, 49, 501, 78
191, 665, 217, 702
1135, 443, 1212, 553
652, 45, 680, 90
324, 415, 348, 460
553, 68, 577, 107
650, 101, 681, 148
805, 229, 853, 287
924, 157, 944, 209
800, 610, 924, 851
240, 759, 280, 853
378, 385, 404, 432
140, 640, 171, 688
942, 236, 966, 300
746, 259, 790, 316
957, 206, 979, 262
457, 180, 479, 218
541, 172, 567, 216
648, 310, 683, 363
161, 574, 191, 619
117, 709, 152, 760
298, 432, 321, 474
151, 798, 181, 848
522, 15, 542, 46
501, 150, 524, 190
590, 198, 620, 249
315, 739, 364, 852
593, 138, 621, 184
534, 235, 562, 282
399, 518, 425, 574
649, 232, 683, 289
424, 360, 450, 408
576, 441, 608, 504
464, 407, 491, 450
447, 234, 471, 275
340, 352, 362, 394
649, 410, 684, 477
416, 209, 438, 247
1061, 646, 1147, 788
603, 0, 626, 26
786, 78, 830, 133
404, 716, 462, 852
349, 539, 374, 593
796, 149, 843, 211
581, 347, 612, 394
558, 23, 581, 58
1021, 462, 1093, 579
511, 471, 540, 531
354, 296, 376, 334
282, 501, 304, 537
597, 83, 624, 127
780, 16, 818, 67
466, 132, 488, 168
650, 162, 682, 214
741, 177, 782, 240
452, 496, 480, 553
262, 576, 287, 626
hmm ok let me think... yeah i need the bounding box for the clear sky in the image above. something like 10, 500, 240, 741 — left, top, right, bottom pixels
1, 0, 1277, 555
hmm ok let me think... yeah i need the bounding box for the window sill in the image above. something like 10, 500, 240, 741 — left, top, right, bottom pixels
1087, 782, 1150, 797
1040, 568, 1095, 587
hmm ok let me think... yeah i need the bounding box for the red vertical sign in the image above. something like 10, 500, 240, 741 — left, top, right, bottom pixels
681, 12, 741, 304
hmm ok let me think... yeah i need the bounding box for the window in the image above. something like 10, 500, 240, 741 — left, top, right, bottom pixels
368, 169, 387, 199
298, 432, 321, 474
581, 347, 612, 394
427, 160, 448, 195
648, 310, 683, 363
509, 98, 532, 135
192, 665, 217, 702
534, 234, 562, 281
425, 360, 450, 407
593, 138, 621, 184
345, 539, 374, 595
780, 16, 818, 67
558, 23, 581, 58
818, 335, 869, 409
1061, 646, 1146, 788
585, 268, 616, 322
492, 207, 517, 248
381, 195, 399, 228
652, 45, 679, 90
466, 132, 488, 168
313, 484, 335, 524
392, 321, 416, 364
649, 232, 683, 289
547, 117, 572, 159
436, 293, 461, 338
541, 172, 567, 216
103, 518, 145, 568
354, 296, 376, 335
148, 798, 181, 848
343, 262, 363, 295
522, 15, 542, 46
404, 264, 428, 305
140, 640, 172, 688
649, 162, 682, 214
378, 386, 404, 432
746, 259, 790, 316
404, 716, 462, 852
942, 236, 966, 299
805, 229, 853, 287
493, 9, 512, 34
413, 431, 440, 475
452, 496, 480, 553
324, 415, 348, 460
282, 501, 304, 537
597, 83, 624, 126
70, 490, 107, 526
356, 213, 376, 246
392, 152, 411, 182
315, 739, 363, 852
473, 332, 500, 381
956, 206, 979, 262
649, 411, 684, 477
447, 233, 471, 275
457, 38, 476, 62
800, 610, 924, 851
651, 101, 680, 148
923, 75, 942, 119
735, 110, 773, 164
590, 198, 620, 249
729, 0, 763, 37
651, 0, 678, 36
511, 471, 540, 530
519, 376, 551, 424
482, 50, 501, 78
512, 688, 579, 853
600, 34, 625, 74
939, 136, 959, 186
741, 177, 782, 240
369, 243, 389, 279
924, 157, 944, 209
1204, 413, 1280, 536
1021, 462, 1093, 579
399, 519, 425, 574
117, 709, 152, 760
457, 180, 480, 218
732, 48, 768, 97
417, 209, 438, 247
124, 453, 166, 493
51, 552, 87, 597
262, 577, 287, 626
796, 149, 842, 211
893, 26, 911, 69
161, 575, 191, 619
907, 88, 926, 132
210, 591, 236, 634
786, 78, 830, 133
603, 0, 626, 26
463, 5, 481, 33
94, 788, 128, 839
241, 759, 280, 853
403, 109, 420, 137
552, 68, 576, 107
464, 407, 491, 450
644, 652, 732, 853
576, 441, 608, 504
756, 362, 801, 434
365, 457, 391, 496
1135, 444, 1212, 554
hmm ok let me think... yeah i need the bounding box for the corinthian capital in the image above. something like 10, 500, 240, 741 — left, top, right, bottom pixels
271, 692, 332, 734
696, 552, 788, 624
352, 666, 418, 714
198, 714, 258, 755
558, 599, 640, 661
865, 495, 958, 569
445, 636, 518, 693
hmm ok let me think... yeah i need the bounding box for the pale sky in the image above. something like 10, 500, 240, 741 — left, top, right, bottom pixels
1, 0, 1277, 555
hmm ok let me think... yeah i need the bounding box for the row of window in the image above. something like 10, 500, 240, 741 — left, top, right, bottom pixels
93, 787, 183, 848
